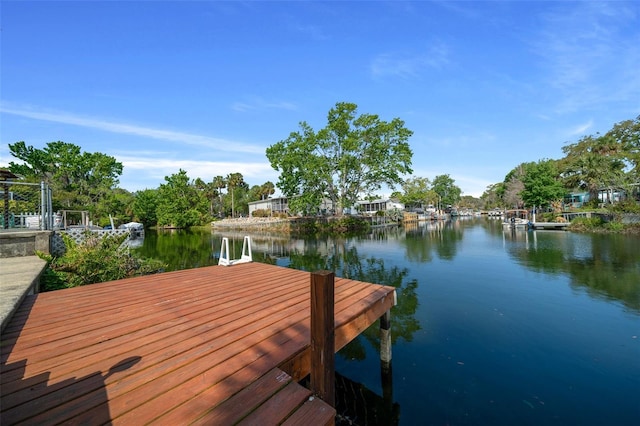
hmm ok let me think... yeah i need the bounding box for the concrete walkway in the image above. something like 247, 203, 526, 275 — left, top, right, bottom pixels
0, 256, 47, 333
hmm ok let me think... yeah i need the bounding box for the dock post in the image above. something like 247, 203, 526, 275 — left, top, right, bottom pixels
310, 270, 335, 408
380, 309, 394, 416
380, 310, 392, 365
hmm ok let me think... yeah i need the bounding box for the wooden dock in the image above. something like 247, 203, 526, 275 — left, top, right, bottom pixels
530, 222, 570, 230
1, 262, 396, 425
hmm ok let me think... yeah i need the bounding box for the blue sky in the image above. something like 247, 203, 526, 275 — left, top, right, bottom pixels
1, 1, 639, 197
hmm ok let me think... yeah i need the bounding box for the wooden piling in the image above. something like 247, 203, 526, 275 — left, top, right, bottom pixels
380, 309, 393, 411
380, 309, 392, 365
310, 270, 335, 408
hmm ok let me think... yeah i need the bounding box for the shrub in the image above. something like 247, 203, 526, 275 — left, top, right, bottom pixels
289, 216, 370, 235
583, 199, 601, 209
292, 218, 318, 234
386, 208, 404, 221
38, 231, 166, 291
326, 216, 370, 234
568, 216, 603, 231
604, 221, 625, 232
610, 200, 640, 213
252, 209, 271, 217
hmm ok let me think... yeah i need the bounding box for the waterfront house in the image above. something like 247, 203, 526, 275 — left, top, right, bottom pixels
564, 188, 631, 209
564, 192, 590, 209
356, 199, 405, 216
248, 197, 290, 217
248, 196, 335, 217
249, 196, 406, 217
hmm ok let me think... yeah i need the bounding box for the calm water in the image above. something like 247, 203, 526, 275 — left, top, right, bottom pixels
135, 218, 640, 425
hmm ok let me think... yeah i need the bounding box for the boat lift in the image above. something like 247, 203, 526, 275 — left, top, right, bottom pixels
218, 236, 253, 266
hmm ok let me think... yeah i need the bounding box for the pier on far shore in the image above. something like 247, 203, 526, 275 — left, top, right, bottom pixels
528, 222, 570, 230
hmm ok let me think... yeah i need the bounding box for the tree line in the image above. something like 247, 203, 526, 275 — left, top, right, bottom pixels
7, 141, 277, 228
6, 105, 639, 229
480, 116, 639, 210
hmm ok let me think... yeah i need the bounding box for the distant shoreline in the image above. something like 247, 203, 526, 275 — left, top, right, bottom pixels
212, 217, 290, 231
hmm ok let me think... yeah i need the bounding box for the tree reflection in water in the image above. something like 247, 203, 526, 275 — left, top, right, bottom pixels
134, 222, 640, 425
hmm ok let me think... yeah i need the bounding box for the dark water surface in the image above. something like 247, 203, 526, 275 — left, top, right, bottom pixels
135, 218, 640, 425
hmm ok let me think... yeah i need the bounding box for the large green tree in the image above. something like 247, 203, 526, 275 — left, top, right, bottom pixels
8, 141, 123, 212
431, 174, 461, 208
561, 133, 627, 202
133, 189, 159, 226
266, 102, 413, 215
608, 116, 640, 175
521, 160, 566, 208
480, 182, 506, 209
156, 170, 207, 228
605, 115, 640, 196
194, 177, 217, 217
399, 176, 433, 209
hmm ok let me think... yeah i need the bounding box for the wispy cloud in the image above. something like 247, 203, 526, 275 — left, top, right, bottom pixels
371, 41, 451, 79
426, 131, 496, 148
431, 0, 483, 21
231, 98, 298, 113
0, 105, 265, 154
116, 154, 278, 192
294, 24, 329, 41
118, 155, 274, 177
533, 2, 640, 114
567, 120, 593, 137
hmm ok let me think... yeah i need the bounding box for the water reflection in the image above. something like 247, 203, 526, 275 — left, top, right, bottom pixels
334, 371, 400, 425
503, 229, 640, 313
136, 222, 640, 315
136, 228, 422, 355
134, 220, 640, 425
283, 236, 421, 359
404, 219, 466, 261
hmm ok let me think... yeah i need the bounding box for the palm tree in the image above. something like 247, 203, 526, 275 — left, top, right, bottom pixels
194, 178, 216, 216
212, 175, 226, 217
260, 181, 275, 200
226, 173, 244, 218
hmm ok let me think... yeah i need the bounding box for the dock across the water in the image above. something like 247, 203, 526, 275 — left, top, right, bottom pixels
529, 222, 570, 230
1, 262, 396, 425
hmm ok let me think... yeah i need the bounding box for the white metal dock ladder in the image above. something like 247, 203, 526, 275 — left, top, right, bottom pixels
218, 236, 253, 266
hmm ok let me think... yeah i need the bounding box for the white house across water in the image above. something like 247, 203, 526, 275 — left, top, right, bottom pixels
248, 196, 404, 217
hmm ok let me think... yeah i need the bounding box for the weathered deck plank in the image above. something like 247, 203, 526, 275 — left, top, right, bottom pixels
1, 262, 395, 425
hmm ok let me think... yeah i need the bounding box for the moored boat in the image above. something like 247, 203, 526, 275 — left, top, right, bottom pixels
502, 209, 530, 229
